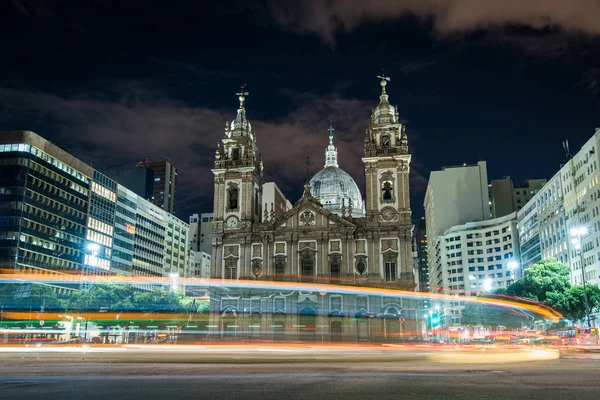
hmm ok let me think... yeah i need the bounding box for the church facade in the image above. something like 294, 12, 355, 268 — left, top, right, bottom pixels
208, 78, 418, 342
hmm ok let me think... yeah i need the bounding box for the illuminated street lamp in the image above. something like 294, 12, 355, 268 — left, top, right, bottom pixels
169, 272, 179, 291
483, 278, 493, 292
507, 261, 519, 283
570, 226, 592, 327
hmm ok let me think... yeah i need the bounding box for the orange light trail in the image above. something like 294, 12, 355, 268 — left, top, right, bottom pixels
0, 273, 562, 322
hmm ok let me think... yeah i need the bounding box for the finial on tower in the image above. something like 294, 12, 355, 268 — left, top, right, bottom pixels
328, 121, 335, 145
324, 122, 339, 168
236, 84, 249, 110
377, 70, 391, 94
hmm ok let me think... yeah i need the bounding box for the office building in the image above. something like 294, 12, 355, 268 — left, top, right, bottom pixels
0, 131, 92, 291
517, 173, 567, 271
262, 182, 292, 219
189, 212, 214, 255
415, 217, 430, 295
432, 213, 520, 326
105, 164, 154, 202
164, 213, 188, 277
558, 129, 600, 288
516, 128, 600, 291
489, 177, 546, 218
84, 171, 117, 275
188, 250, 211, 279
111, 185, 138, 276
139, 160, 177, 214
0, 130, 189, 289
424, 161, 490, 291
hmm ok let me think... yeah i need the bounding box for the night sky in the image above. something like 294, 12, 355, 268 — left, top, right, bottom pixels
1, 0, 599, 222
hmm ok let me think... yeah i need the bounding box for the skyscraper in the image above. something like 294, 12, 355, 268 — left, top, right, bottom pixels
139, 160, 177, 214
105, 164, 155, 202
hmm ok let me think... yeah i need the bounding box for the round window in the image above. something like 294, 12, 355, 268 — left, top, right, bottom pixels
356, 261, 366, 275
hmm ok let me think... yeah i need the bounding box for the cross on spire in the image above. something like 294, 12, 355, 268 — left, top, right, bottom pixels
236, 84, 249, 109
328, 122, 335, 145
303, 156, 314, 181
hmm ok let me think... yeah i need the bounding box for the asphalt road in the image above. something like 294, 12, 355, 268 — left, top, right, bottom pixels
2, 356, 600, 400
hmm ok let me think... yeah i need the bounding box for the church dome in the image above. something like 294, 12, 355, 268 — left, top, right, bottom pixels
310, 167, 365, 218
309, 124, 365, 218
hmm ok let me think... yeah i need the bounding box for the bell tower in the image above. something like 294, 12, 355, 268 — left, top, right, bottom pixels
212, 86, 264, 234
362, 74, 411, 224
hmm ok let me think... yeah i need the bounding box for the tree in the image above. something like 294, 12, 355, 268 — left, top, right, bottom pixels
0, 283, 66, 311
546, 285, 600, 322
499, 258, 600, 323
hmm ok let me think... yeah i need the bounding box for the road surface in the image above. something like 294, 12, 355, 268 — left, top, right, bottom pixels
1, 355, 599, 399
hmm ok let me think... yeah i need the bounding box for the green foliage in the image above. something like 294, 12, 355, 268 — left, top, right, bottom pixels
546, 285, 600, 322
499, 258, 600, 322
0, 283, 209, 315
0, 283, 66, 311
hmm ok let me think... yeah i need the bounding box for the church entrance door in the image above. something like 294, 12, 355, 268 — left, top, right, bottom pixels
298, 307, 316, 342
330, 320, 342, 342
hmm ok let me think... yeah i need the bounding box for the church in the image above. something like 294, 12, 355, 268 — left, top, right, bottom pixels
208, 77, 418, 342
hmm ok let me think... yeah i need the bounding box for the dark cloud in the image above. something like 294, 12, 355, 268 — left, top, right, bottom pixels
267, 0, 600, 46
0, 83, 427, 220
0, 85, 226, 219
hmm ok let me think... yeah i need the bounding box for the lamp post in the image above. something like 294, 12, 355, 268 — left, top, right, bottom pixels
570, 227, 592, 327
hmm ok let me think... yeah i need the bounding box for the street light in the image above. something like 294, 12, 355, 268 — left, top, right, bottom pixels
570, 226, 592, 327
169, 272, 179, 291
483, 278, 492, 292
507, 261, 519, 283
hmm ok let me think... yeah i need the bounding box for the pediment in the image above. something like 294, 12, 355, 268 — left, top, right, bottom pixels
269, 195, 356, 231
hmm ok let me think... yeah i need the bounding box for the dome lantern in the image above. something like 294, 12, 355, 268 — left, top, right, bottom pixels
324, 122, 339, 168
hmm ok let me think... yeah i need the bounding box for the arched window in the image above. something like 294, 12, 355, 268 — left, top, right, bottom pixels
382, 181, 393, 201
301, 258, 313, 281
231, 148, 240, 161
330, 261, 340, 278
275, 262, 285, 281
228, 188, 238, 210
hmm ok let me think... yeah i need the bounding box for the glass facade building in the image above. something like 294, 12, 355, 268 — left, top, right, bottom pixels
0, 131, 92, 291
0, 130, 189, 290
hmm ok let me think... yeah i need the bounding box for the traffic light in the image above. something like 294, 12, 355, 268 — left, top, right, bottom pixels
429, 312, 440, 327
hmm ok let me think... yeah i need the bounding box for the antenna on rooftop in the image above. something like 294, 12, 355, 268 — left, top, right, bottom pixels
562, 139, 573, 161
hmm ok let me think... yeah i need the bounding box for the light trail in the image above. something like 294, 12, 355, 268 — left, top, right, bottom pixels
0, 272, 562, 322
